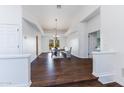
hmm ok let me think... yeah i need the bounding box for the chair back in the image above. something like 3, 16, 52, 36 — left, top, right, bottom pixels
66, 47, 72, 58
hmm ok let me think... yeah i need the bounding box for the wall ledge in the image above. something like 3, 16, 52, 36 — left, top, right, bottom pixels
0, 54, 31, 59
92, 50, 117, 55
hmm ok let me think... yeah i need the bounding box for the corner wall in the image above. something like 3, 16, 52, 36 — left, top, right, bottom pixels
100, 5, 124, 85
22, 19, 42, 62
66, 5, 100, 58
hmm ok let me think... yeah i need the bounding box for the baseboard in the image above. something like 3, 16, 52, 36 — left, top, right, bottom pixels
92, 72, 99, 77
71, 54, 80, 58
114, 78, 124, 86
116, 81, 124, 86
0, 81, 32, 87
92, 72, 115, 84
72, 55, 89, 59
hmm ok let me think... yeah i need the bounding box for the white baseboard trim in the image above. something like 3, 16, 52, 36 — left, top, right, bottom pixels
116, 81, 124, 86
72, 55, 89, 59
0, 81, 32, 87
92, 72, 115, 84
71, 54, 80, 58
92, 72, 99, 77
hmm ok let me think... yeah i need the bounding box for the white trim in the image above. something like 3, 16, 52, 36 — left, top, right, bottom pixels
92, 72, 115, 84
22, 14, 44, 36
73, 54, 88, 59
92, 50, 117, 55
0, 80, 32, 87
116, 81, 124, 86
0, 54, 31, 59
92, 72, 99, 77
71, 53, 86, 58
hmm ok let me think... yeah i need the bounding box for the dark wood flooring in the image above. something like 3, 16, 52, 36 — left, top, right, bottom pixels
53, 80, 122, 87
31, 53, 122, 87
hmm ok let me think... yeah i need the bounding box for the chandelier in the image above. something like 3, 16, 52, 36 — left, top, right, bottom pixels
54, 18, 59, 48
55, 18, 58, 40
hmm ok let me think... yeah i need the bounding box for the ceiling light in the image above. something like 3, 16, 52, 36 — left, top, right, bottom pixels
57, 5, 61, 9
55, 18, 57, 22
53, 18, 58, 37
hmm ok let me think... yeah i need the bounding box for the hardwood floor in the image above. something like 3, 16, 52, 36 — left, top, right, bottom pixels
53, 80, 122, 87
31, 53, 122, 87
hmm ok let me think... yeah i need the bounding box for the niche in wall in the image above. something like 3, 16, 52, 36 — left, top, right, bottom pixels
88, 30, 100, 56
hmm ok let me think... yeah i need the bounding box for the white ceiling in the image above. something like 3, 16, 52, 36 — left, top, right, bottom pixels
23, 5, 84, 34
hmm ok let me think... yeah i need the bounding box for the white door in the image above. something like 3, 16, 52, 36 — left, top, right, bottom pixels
0, 25, 20, 54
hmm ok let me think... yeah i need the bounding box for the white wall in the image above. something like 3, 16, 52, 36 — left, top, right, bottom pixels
77, 5, 124, 85
22, 6, 44, 35
66, 31, 79, 57
41, 36, 50, 52
87, 14, 100, 33
80, 5, 100, 22
37, 31, 42, 55
0, 54, 31, 86
74, 5, 124, 86
22, 19, 42, 61
0, 6, 32, 87
66, 6, 100, 58
0, 6, 22, 54
92, 51, 116, 84
100, 6, 124, 85
66, 23, 88, 58
0, 6, 22, 25
65, 5, 100, 36
78, 23, 88, 58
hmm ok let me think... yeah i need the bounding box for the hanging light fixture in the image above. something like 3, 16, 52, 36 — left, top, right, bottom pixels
54, 18, 58, 48
55, 18, 58, 39
54, 5, 61, 48
57, 5, 61, 9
